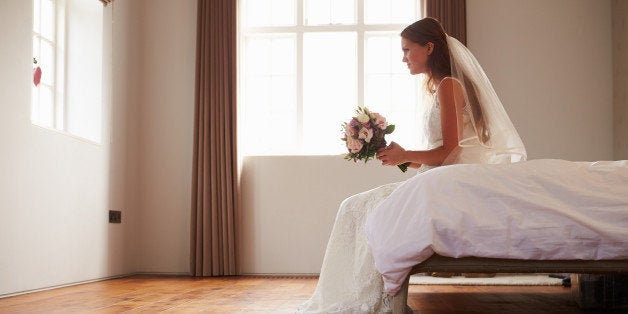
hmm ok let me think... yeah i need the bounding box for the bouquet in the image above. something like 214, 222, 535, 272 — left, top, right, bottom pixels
341, 107, 410, 172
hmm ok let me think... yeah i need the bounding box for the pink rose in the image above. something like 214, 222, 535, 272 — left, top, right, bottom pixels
372, 113, 387, 130
358, 127, 373, 143
347, 137, 363, 153
345, 123, 356, 137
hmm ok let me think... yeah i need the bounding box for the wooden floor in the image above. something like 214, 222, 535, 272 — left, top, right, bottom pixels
0, 275, 608, 313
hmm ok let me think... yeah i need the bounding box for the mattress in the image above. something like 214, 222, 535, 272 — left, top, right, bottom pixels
366, 159, 628, 295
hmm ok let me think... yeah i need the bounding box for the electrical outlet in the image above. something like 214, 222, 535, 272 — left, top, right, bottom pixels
109, 210, 122, 223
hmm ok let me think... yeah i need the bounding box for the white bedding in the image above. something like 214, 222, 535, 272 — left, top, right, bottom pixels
365, 159, 628, 295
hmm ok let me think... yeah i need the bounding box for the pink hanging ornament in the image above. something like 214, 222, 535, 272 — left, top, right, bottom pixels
33, 58, 42, 86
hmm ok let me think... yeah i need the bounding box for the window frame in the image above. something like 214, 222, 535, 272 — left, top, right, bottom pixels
238, 0, 423, 156
32, 0, 63, 129
31, 0, 104, 145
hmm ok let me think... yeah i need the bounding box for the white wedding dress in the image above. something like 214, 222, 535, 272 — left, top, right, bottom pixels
298, 80, 478, 313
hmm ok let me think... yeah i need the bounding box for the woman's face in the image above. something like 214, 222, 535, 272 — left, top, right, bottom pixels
401, 37, 431, 75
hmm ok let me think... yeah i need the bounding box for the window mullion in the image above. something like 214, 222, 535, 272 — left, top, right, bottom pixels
244, 24, 409, 34
296, 0, 304, 154
357, 0, 364, 108
54, 0, 63, 131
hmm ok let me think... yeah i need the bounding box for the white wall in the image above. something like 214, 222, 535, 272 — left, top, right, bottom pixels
108, 0, 143, 278
0, 0, 196, 296
65, 0, 103, 143
98, 0, 187, 276
0, 0, 133, 296
467, 0, 614, 161
240, 156, 414, 274
132, 0, 196, 274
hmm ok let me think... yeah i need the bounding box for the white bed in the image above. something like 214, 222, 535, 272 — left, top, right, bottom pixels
365, 159, 628, 311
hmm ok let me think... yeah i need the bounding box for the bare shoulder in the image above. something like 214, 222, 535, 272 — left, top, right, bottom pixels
437, 77, 464, 95
437, 77, 465, 110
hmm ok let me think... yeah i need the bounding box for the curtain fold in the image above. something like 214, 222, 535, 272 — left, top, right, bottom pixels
425, 0, 467, 46
190, 0, 239, 277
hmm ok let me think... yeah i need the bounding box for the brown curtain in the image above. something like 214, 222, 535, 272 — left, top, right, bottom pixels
190, 0, 239, 277
425, 0, 467, 46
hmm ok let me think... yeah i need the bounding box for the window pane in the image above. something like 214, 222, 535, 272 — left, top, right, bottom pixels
366, 35, 393, 74
40, 41, 54, 86
270, 38, 295, 75
305, 0, 355, 25
243, 77, 298, 155
365, 33, 424, 149
365, 74, 390, 109
331, 0, 355, 24
304, 0, 329, 25
32, 36, 40, 62
245, 38, 271, 75
244, 78, 270, 155
244, 0, 295, 27
366, 32, 411, 75
271, 0, 295, 26
244, 0, 271, 27
365, 0, 417, 24
242, 36, 296, 155
364, 0, 390, 24
390, 0, 416, 23
390, 74, 426, 149
246, 36, 295, 74
66, 1, 104, 145
303, 32, 356, 155
41, 0, 55, 40
33, 0, 41, 33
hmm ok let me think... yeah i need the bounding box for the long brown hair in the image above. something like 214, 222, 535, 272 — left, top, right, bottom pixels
401, 17, 489, 143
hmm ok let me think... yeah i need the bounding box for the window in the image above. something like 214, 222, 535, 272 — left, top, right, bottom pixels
32, 0, 103, 143
239, 0, 425, 156
32, 0, 58, 128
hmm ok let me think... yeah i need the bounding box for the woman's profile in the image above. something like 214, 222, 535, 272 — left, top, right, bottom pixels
298, 17, 525, 313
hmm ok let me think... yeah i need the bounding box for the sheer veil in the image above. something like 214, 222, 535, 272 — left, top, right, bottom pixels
444, 35, 527, 165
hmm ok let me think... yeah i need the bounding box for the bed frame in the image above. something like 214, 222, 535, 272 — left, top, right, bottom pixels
392, 255, 628, 313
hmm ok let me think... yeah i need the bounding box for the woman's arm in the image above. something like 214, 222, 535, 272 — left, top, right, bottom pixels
377, 78, 465, 167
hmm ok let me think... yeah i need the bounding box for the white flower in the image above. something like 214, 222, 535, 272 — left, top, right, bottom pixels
358, 127, 373, 143
356, 113, 370, 124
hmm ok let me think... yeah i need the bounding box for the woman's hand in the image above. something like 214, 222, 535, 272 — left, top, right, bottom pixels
376, 141, 407, 166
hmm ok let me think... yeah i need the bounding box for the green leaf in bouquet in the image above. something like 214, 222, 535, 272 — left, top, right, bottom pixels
385, 124, 395, 134
397, 162, 411, 173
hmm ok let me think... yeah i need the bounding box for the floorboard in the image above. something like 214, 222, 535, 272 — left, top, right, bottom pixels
0, 275, 613, 313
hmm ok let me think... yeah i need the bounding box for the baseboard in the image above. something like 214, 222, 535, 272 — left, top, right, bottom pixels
0, 271, 195, 299
1, 272, 320, 298
132, 272, 191, 277
0, 273, 135, 299
241, 273, 319, 279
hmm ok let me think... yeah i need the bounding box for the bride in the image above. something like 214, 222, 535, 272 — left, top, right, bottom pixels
298, 17, 526, 313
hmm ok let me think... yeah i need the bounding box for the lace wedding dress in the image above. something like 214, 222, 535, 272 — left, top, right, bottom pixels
298, 82, 475, 313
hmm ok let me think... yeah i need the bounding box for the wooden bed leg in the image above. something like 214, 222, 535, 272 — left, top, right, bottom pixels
392, 275, 411, 314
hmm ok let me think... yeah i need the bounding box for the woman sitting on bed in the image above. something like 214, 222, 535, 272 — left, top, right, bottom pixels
298, 17, 526, 313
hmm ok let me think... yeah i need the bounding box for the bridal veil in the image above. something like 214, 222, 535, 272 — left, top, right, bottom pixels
443, 35, 526, 165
